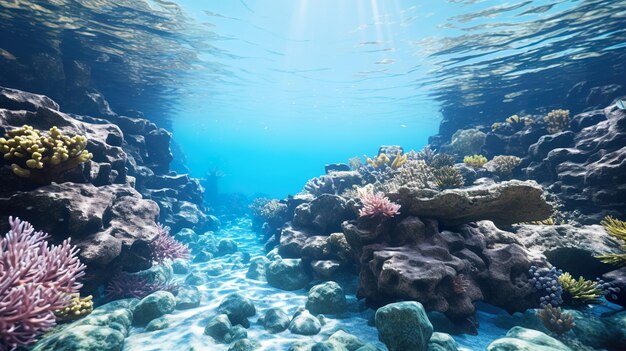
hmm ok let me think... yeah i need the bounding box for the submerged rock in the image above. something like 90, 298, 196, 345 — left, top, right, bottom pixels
260, 307, 290, 333
175, 284, 201, 310
388, 180, 552, 226
427, 332, 459, 351
132, 291, 176, 326
217, 293, 257, 328
246, 256, 270, 281
289, 309, 322, 335
229, 338, 261, 351
328, 330, 366, 351
306, 281, 347, 315
375, 301, 433, 351
204, 314, 232, 343
487, 326, 572, 351
266, 258, 311, 291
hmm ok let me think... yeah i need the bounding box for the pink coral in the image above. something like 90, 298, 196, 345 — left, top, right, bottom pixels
358, 192, 401, 218
0, 217, 85, 350
149, 224, 190, 264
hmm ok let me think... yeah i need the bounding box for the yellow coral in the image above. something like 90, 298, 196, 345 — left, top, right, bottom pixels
0, 125, 92, 183
390, 151, 407, 169
558, 272, 603, 304
365, 151, 406, 170
463, 155, 488, 169
55, 294, 93, 322
544, 109, 570, 134
596, 216, 626, 266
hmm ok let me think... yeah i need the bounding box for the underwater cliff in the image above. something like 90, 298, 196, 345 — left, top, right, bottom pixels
1, 1, 626, 351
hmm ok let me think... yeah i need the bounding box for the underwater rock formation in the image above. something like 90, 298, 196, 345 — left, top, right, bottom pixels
388, 180, 552, 226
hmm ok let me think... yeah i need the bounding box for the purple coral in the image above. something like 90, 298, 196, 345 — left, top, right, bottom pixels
149, 224, 190, 264
105, 272, 178, 300
358, 192, 401, 218
0, 217, 85, 350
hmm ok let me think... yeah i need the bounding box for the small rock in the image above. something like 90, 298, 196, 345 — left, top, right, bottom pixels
229, 325, 248, 343
176, 284, 201, 310
306, 281, 347, 315
30, 325, 125, 351
205, 262, 225, 276
228, 338, 261, 351
185, 271, 206, 286
329, 330, 366, 351
133, 291, 176, 326
487, 326, 572, 351
204, 314, 232, 343
246, 256, 270, 281
266, 258, 310, 291
145, 316, 170, 331
174, 228, 198, 245
289, 309, 322, 335
260, 307, 290, 333
428, 332, 458, 351
217, 293, 256, 328
375, 301, 433, 351
218, 239, 238, 256
171, 259, 190, 274
311, 260, 342, 278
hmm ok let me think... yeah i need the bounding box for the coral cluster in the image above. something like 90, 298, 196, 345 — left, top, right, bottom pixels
348, 156, 362, 170
366, 151, 407, 170
536, 304, 575, 335
596, 216, 626, 266
528, 266, 564, 307
463, 154, 488, 169
149, 225, 191, 264
484, 155, 521, 177
558, 272, 603, 305
54, 294, 93, 322
544, 109, 570, 134
0, 217, 86, 350
358, 164, 396, 184
491, 114, 532, 132
386, 160, 433, 190
358, 192, 401, 218
433, 166, 464, 190
105, 271, 178, 300
408, 146, 437, 164
0, 125, 92, 182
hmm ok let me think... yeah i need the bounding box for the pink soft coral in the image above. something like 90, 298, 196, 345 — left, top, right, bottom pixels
0, 217, 85, 350
149, 224, 190, 264
358, 192, 401, 218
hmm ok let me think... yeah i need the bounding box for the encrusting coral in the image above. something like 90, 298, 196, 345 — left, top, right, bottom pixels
596, 216, 626, 266
536, 304, 575, 335
0, 217, 86, 350
0, 125, 92, 182
544, 109, 570, 134
54, 294, 93, 322
463, 154, 488, 169
484, 155, 521, 177
558, 272, 603, 305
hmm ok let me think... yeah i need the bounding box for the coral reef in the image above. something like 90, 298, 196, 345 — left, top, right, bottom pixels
528, 266, 564, 307
358, 192, 401, 218
0, 125, 92, 182
463, 154, 488, 169
304, 171, 362, 196
149, 225, 190, 264
449, 128, 486, 155
348, 156, 362, 170
384, 160, 434, 190
545, 109, 570, 134
0, 217, 85, 350
433, 166, 464, 190
54, 294, 93, 322
366, 151, 407, 170
536, 304, 575, 335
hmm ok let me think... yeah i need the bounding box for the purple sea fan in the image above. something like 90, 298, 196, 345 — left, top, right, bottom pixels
0, 217, 85, 350
149, 224, 190, 264
358, 192, 401, 218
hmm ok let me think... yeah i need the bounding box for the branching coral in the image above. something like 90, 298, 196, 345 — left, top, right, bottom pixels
536, 304, 575, 335
463, 155, 488, 169
0, 125, 92, 183
491, 114, 532, 132
358, 192, 400, 218
366, 151, 407, 170
409, 146, 437, 164
105, 271, 178, 300
433, 166, 464, 190
484, 155, 521, 177
149, 225, 190, 264
544, 109, 570, 134
596, 216, 626, 266
387, 160, 434, 189
54, 294, 93, 322
357, 164, 396, 184
558, 272, 603, 305
348, 156, 362, 170
430, 153, 456, 169
0, 217, 86, 350
450, 128, 486, 155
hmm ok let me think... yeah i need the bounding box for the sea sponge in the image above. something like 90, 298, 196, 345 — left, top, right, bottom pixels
558, 272, 603, 305
0, 125, 92, 183
536, 304, 575, 335
450, 128, 486, 155
595, 216, 626, 266
55, 294, 93, 322
463, 155, 488, 169
544, 109, 570, 134
484, 155, 521, 177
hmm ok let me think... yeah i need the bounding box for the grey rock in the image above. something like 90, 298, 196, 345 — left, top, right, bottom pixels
306, 281, 347, 315
375, 301, 433, 351
328, 330, 366, 351
217, 293, 257, 328
175, 284, 201, 310
204, 314, 232, 343
260, 307, 290, 333
132, 291, 176, 326
293, 194, 354, 234
487, 326, 572, 351
246, 256, 270, 281
145, 316, 170, 331
229, 338, 261, 351
428, 332, 458, 351
266, 258, 311, 291
289, 309, 322, 335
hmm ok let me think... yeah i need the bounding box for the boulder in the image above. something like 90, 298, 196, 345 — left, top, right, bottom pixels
389, 180, 552, 226
427, 332, 458, 351
175, 284, 201, 310
266, 258, 311, 291
293, 194, 354, 234
30, 325, 125, 351
260, 307, 290, 333
306, 281, 347, 315
217, 293, 257, 328
229, 339, 261, 351
328, 330, 366, 351
246, 256, 270, 281
289, 309, 322, 335
487, 327, 572, 351
132, 291, 176, 326
375, 301, 433, 351
204, 314, 233, 343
